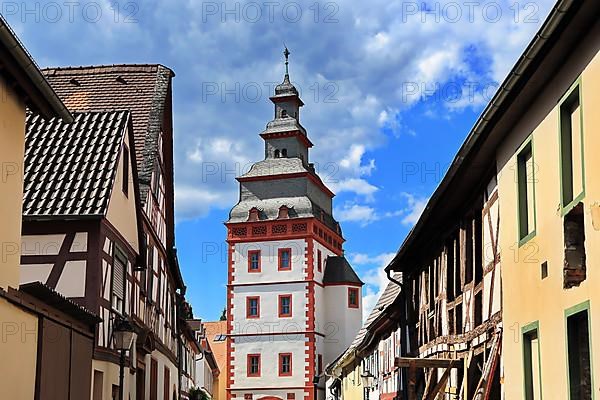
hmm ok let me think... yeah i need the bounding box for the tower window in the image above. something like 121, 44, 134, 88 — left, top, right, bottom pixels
348, 287, 359, 308
248, 250, 261, 272
247, 354, 261, 377
317, 250, 322, 273
318, 354, 323, 375
281, 109, 288, 118
282, 149, 288, 157
278, 248, 292, 271
279, 353, 292, 376
246, 297, 260, 318
279, 295, 292, 317
274, 149, 280, 158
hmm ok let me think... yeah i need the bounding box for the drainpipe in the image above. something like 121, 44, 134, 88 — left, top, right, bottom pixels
385, 269, 408, 400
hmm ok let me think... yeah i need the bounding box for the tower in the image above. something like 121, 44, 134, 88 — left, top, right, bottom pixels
225, 49, 363, 400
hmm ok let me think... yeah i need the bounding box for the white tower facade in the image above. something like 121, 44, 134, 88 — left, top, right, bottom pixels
225, 50, 363, 400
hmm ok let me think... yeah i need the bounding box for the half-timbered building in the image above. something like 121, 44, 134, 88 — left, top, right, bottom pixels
383, 2, 600, 399
0, 14, 98, 400
20, 64, 186, 400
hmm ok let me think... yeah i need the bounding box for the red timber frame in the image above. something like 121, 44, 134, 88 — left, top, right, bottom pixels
225, 217, 344, 400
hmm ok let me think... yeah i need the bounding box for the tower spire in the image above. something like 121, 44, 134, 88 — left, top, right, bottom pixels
284, 46, 290, 80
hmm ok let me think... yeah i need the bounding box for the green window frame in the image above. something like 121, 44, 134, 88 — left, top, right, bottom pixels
522, 321, 542, 400
565, 300, 594, 400
516, 136, 536, 245
559, 77, 585, 215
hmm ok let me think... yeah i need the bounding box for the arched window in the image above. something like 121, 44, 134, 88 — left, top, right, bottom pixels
281, 109, 288, 118
274, 149, 280, 158
282, 149, 288, 157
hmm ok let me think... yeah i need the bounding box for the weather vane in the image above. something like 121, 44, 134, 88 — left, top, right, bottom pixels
284, 46, 290, 75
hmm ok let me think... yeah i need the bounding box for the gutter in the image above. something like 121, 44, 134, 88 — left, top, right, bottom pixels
0, 15, 72, 122
386, 0, 574, 273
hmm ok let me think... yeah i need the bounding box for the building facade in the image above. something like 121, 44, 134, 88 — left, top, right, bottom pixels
326, 275, 402, 400
204, 321, 228, 400
225, 53, 363, 400
19, 64, 187, 400
495, 1, 600, 398
383, 1, 600, 399
0, 14, 104, 400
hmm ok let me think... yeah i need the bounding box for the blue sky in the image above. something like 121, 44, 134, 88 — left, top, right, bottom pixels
7, 0, 554, 320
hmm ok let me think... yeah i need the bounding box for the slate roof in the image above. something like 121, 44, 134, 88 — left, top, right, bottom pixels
323, 256, 363, 286
23, 111, 129, 217
229, 196, 313, 222
41, 64, 173, 203
239, 157, 308, 179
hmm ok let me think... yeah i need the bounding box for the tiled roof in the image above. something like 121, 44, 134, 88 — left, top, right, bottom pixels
23, 111, 129, 217
41, 64, 173, 202
323, 256, 363, 286
204, 321, 228, 372
19, 282, 100, 326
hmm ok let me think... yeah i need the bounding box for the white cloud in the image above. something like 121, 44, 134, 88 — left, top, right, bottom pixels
400, 193, 428, 226
334, 203, 379, 227
355, 252, 396, 319
335, 193, 427, 227
329, 178, 378, 201
10, 0, 556, 221
350, 252, 396, 266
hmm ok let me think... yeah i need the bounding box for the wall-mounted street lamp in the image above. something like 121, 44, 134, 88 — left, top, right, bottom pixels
113, 316, 136, 400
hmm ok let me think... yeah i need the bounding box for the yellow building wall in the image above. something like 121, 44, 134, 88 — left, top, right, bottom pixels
0, 75, 26, 290
105, 125, 140, 254
341, 361, 364, 400
0, 297, 38, 400
214, 374, 226, 400
497, 29, 600, 399
91, 359, 133, 400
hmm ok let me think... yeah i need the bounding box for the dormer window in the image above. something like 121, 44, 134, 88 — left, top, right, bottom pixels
274, 149, 280, 158
248, 208, 259, 222
278, 206, 289, 219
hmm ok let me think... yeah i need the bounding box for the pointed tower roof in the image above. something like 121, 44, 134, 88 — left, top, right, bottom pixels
272, 47, 303, 104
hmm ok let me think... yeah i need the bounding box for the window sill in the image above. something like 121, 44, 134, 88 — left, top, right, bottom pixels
560, 192, 585, 217
518, 230, 536, 247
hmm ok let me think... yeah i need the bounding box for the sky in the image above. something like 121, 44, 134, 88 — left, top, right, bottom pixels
6, 0, 555, 321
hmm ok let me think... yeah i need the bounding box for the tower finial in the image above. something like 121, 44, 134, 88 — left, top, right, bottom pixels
284, 46, 290, 77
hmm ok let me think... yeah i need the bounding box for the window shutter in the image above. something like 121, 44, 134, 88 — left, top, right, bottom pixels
113, 254, 126, 300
